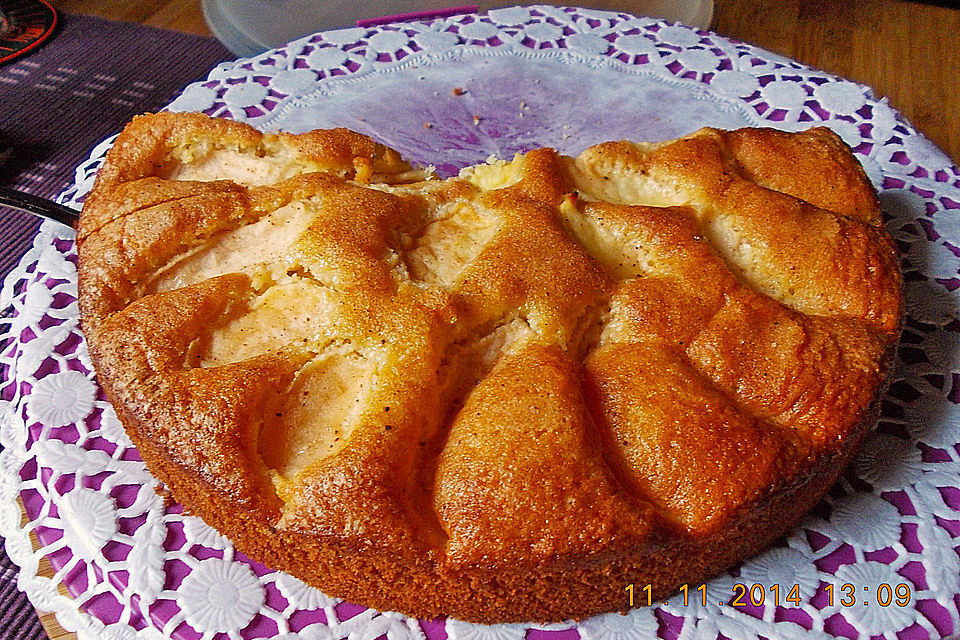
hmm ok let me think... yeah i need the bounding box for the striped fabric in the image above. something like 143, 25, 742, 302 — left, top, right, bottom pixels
0, 552, 44, 640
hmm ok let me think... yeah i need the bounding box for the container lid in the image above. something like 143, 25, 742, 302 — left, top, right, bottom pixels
202, 0, 714, 57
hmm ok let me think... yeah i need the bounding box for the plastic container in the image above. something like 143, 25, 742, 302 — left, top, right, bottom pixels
203, 0, 714, 57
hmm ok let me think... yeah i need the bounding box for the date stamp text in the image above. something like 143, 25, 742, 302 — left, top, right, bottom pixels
625, 582, 913, 608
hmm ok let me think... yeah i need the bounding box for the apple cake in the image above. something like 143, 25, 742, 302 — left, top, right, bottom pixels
77, 112, 902, 623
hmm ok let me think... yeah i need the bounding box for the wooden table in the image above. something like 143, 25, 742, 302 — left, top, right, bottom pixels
714, 0, 960, 165
53, 0, 960, 163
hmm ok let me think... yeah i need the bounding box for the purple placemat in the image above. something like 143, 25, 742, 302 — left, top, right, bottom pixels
0, 14, 231, 640
0, 551, 44, 640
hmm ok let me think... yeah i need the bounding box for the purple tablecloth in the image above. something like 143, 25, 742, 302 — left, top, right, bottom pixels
0, 14, 231, 639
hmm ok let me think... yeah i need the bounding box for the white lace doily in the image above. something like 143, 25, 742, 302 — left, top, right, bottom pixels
3, 5, 960, 640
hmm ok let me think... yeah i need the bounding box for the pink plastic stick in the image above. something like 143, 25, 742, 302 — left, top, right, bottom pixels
356, 5, 479, 27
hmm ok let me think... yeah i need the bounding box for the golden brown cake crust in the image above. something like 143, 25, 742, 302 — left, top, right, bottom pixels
77, 113, 902, 623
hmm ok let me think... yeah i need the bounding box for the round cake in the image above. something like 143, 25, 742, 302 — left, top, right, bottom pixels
77, 111, 902, 623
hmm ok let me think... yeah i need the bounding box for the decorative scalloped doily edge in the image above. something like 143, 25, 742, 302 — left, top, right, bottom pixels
0, 223, 169, 640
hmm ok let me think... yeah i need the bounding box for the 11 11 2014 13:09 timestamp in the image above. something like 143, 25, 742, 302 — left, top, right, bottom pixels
625, 582, 913, 608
